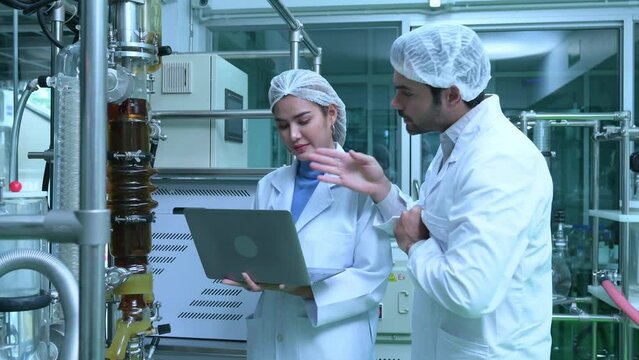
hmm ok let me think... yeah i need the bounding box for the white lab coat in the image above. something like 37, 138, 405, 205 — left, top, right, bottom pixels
246, 145, 393, 360
378, 96, 553, 359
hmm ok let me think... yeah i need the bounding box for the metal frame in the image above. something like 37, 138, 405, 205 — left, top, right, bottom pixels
265, 0, 321, 71
522, 111, 635, 359
0, 2, 110, 359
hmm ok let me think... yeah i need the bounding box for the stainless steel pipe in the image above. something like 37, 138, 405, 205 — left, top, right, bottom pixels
618, 113, 632, 360
521, 111, 628, 122
552, 314, 621, 323
9, 79, 39, 183
0, 210, 81, 243
266, 0, 319, 57
214, 49, 313, 59
79, 0, 109, 359
0, 249, 79, 360
150, 109, 272, 119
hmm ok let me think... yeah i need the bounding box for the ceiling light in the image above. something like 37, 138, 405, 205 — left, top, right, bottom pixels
429, 0, 441, 8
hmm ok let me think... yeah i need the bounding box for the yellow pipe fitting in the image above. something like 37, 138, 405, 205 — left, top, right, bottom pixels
114, 273, 153, 296
105, 318, 152, 360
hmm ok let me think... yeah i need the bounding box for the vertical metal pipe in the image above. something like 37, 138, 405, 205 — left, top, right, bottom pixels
619, 114, 632, 360
290, 28, 301, 70
265, 0, 319, 57
50, 1, 65, 199
583, 127, 590, 225
106, 256, 116, 346
189, 4, 194, 52
313, 47, 322, 74
621, 17, 635, 360
533, 119, 551, 168
590, 124, 600, 360
12, 10, 18, 120
520, 118, 528, 134
80, 0, 108, 359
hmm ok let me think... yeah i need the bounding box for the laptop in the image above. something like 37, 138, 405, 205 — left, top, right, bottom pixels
183, 208, 344, 287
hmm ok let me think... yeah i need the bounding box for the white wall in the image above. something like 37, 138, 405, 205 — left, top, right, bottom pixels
161, 0, 209, 53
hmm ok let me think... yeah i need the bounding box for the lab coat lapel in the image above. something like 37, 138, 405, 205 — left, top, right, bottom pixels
422, 149, 444, 199
425, 112, 484, 200
269, 162, 297, 211
295, 181, 335, 233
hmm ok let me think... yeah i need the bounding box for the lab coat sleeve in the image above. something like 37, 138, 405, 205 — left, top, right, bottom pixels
375, 184, 412, 221
305, 193, 393, 327
373, 185, 417, 237
407, 152, 550, 318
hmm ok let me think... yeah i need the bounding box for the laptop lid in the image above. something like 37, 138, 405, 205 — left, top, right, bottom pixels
185, 208, 336, 287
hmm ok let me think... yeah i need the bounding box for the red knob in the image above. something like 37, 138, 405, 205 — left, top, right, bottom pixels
9, 181, 22, 192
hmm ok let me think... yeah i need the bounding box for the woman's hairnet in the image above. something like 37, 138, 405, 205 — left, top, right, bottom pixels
269, 69, 347, 146
390, 24, 491, 102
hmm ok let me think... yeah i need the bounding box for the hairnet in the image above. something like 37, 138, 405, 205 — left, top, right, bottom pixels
390, 24, 491, 101
269, 69, 347, 146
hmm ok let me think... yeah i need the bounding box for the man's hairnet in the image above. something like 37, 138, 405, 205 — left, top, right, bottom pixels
269, 69, 347, 146
390, 24, 491, 101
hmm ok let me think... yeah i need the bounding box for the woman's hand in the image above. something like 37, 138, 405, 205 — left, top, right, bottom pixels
222, 272, 276, 292
222, 273, 314, 299
278, 284, 314, 299
308, 148, 391, 203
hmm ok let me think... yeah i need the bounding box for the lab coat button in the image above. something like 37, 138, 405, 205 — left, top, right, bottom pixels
277, 334, 284, 342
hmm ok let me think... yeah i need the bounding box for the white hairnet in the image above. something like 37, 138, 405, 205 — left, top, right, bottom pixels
390, 24, 491, 101
269, 69, 347, 146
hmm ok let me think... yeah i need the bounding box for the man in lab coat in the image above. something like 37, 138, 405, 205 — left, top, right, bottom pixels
309, 24, 553, 359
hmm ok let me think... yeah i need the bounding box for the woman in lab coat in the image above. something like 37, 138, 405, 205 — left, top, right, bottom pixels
223, 69, 393, 360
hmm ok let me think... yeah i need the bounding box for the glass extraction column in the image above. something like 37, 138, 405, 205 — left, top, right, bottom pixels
106, 0, 165, 358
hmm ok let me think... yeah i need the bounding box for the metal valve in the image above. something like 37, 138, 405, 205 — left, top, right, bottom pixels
149, 118, 168, 144
105, 267, 131, 292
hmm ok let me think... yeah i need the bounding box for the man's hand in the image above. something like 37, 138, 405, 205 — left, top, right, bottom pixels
309, 148, 391, 203
394, 206, 429, 254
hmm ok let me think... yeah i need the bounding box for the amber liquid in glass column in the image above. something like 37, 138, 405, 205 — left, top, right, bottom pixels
107, 98, 158, 267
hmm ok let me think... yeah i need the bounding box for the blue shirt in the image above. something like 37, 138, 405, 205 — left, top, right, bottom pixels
290, 161, 322, 222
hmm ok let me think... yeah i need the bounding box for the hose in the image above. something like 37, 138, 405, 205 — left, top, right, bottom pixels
0, 249, 79, 360
0, 291, 52, 312
597, 273, 639, 326
150, 142, 158, 168
9, 78, 40, 184
0, 0, 31, 10
23, 0, 55, 15
37, 7, 65, 49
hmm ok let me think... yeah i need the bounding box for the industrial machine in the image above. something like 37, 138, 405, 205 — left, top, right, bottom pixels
149, 53, 248, 169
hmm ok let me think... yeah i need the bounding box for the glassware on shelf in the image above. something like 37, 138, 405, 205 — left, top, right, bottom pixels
552, 209, 572, 301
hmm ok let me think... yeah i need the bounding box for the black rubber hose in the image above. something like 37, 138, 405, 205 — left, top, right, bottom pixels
150, 142, 158, 168
0, 292, 52, 312
41, 161, 50, 192
23, 0, 54, 15
37, 7, 65, 49
0, 0, 30, 10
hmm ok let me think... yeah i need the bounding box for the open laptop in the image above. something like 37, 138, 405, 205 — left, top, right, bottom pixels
183, 208, 343, 287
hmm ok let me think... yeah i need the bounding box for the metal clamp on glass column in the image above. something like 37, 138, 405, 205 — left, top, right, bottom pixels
113, 212, 155, 224
148, 118, 167, 144
108, 150, 154, 164
75, 209, 111, 246
105, 266, 132, 292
